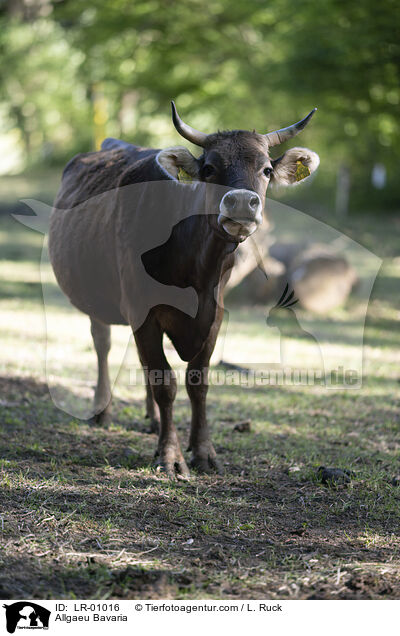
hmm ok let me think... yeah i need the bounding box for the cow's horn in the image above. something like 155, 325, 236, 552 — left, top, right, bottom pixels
171, 101, 208, 147
264, 108, 317, 147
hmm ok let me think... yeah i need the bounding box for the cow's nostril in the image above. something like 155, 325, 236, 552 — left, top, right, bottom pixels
223, 193, 236, 209
249, 196, 259, 209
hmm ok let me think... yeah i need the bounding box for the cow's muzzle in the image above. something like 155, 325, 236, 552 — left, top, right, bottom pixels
218, 189, 263, 241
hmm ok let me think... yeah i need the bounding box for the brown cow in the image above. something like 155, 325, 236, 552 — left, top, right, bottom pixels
49, 102, 319, 478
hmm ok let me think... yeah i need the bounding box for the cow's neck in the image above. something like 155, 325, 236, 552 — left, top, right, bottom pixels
141, 213, 236, 292
139, 213, 237, 360
154, 215, 237, 361
189, 215, 237, 290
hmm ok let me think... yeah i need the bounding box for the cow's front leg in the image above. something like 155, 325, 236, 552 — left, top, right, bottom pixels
134, 320, 189, 479
186, 318, 224, 475
138, 353, 160, 434
186, 364, 222, 474
144, 381, 160, 434
152, 366, 190, 479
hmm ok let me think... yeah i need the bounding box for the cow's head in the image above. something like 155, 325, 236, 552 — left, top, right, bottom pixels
158, 102, 319, 242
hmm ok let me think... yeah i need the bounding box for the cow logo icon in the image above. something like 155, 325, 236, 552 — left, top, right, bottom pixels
3, 602, 50, 634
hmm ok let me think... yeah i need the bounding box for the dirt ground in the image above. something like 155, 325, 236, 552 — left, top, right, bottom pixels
0, 370, 399, 600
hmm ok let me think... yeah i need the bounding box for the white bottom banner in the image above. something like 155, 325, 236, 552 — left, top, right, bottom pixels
1, 599, 398, 636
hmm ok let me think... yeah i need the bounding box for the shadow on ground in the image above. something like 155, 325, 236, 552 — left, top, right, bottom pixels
0, 375, 399, 599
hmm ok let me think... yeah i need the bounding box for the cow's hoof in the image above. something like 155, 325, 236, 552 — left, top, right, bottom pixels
154, 449, 191, 480
155, 460, 191, 481
190, 454, 224, 475
88, 409, 112, 428
147, 418, 160, 435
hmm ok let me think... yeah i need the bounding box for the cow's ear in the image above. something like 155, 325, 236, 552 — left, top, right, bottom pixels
157, 146, 199, 180
271, 147, 319, 186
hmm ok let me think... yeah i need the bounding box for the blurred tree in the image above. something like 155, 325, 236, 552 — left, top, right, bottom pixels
0, 0, 398, 210
0, 12, 92, 165
269, 1, 400, 175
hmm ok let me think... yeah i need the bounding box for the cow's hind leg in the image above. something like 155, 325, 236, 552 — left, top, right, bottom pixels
134, 318, 189, 479
90, 317, 112, 426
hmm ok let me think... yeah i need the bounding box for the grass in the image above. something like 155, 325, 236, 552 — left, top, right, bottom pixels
0, 195, 399, 599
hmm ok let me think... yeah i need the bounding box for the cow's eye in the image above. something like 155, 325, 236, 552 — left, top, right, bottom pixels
203, 164, 215, 178
264, 167, 273, 178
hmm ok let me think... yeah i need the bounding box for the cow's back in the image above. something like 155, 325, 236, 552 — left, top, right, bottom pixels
55, 142, 158, 209
49, 142, 158, 325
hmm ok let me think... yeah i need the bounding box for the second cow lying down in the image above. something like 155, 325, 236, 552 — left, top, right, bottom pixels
49, 102, 319, 478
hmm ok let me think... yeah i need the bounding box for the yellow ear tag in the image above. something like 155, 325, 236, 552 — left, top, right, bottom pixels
177, 168, 193, 183
295, 160, 311, 182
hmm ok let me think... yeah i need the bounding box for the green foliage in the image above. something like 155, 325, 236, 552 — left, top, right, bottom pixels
0, 16, 92, 164
0, 0, 399, 209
